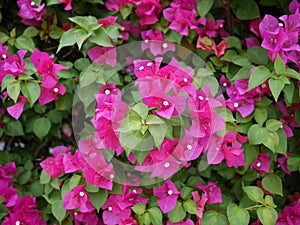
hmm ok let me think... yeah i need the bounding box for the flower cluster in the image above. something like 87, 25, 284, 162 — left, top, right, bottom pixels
0, 162, 46, 224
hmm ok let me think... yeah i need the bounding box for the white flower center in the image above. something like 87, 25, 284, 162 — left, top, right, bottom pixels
220, 24, 224, 28
168, 190, 173, 195
163, 100, 169, 106
147, 62, 153, 67
233, 102, 239, 108
162, 43, 168, 49
164, 162, 170, 168
256, 162, 261, 167
105, 89, 111, 95
216, 147, 220, 151
108, 206, 113, 211
16, 221, 21, 225
261, 84, 266, 88
280, 125, 283, 128
183, 78, 188, 82
2, 54, 7, 59
223, 83, 227, 87
186, 144, 192, 150
133, 189, 137, 193
205, 97, 209, 101
30, 1, 35, 6
198, 96, 204, 100
120, 26, 125, 31
139, 66, 144, 71
109, 174, 114, 179
279, 22, 284, 27
79, 191, 85, 197
53, 87, 59, 93
74, 212, 78, 216
144, 39, 149, 44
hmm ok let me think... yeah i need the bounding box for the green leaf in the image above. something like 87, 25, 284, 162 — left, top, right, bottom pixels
263, 131, 279, 153
262, 174, 283, 196
168, 202, 186, 223
268, 78, 285, 102
47, 0, 61, 5
164, 30, 183, 45
231, 65, 253, 81
247, 66, 271, 91
23, 26, 39, 37
274, 54, 285, 74
105, 26, 120, 43
120, 5, 132, 19
247, 46, 269, 65
243, 186, 264, 202
7, 80, 21, 103
197, 0, 214, 17
57, 28, 90, 52
88, 189, 108, 212
231, 0, 260, 20
17, 170, 31, 184
264, 195, 277, 208
202, 210, 228, 225
227, 203, 250, 225
132, 103, 148, 120
52, 199, 66, 223
287, 155, 300, 172
33, 117, 51, 139
283, 82, 294, 105
40, 170, 51, 184
5, 121, 24, 136
247, 124, 269, 145
254, 108, 267, 126
20, 81, 40, 107
147, 115, 167, 147
282, 68, 300, 80
15, 35, 35, 52
1, 74, 15, 92
265, 119, 282, 132
89, 27, 113, 47
74, 58, 90, 71
183, 199, 197, 214
0, 32, 9, 43
276, 129, 287, 154
69, 16, 99, 31
80, 63, 105, 88
257, 206, 278, 225
148, 207, 162, 225
132, 203, 146, 215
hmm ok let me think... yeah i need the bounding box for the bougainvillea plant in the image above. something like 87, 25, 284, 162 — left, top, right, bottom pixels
0, 0, 300, 224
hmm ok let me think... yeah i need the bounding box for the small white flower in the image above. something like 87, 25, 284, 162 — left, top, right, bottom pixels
256, 162, 262, 167
139, 66, 144, 71
108, 206, 113, 211
164, 162, 170, 168
53, 88, 59, 93
16, 221, 21, 225
144, 39, 149, 44
133, 189, 137, 193
163, 100, 169, 106
223, 83, 227, 87
105, 89, 111, 95
147, 62, 153, 67
233, 102, 239, 108
79, 191, 85, 197
168, 190, 173, 195
109, 174, 114, 179
162, 43, 168, 49
2, 54, 7, 59
198, 96, 204, 100
186, 144, 192, 150
183, 78, 188, 82
279, 22, 284, 27
30, 1, 35, 6
261, 84, 266, 88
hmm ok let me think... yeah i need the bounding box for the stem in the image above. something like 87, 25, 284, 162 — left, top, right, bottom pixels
245, 205, 262, 210
222, 0, 233, 35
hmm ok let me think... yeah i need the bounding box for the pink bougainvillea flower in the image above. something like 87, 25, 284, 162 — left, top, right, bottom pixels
0, 162, 17, 188
98, 16, 118, 27
250, 18, 262, 37
119, 21, 141, 40
250, 153, 270, 173
163, 3, 197, 36
167, 218, 195, 225
87, 46, 117, 67
64, 184, 95, 213
277, 199, 300, 225
77, 139, 114, 190
289, 0, 300, 13
119, 217, 138, 225
7, 96, 28, 120
141, 30, 175, 55
192, 191, 208, 225
40, 146, 70, 179
0, 50, 27, 82
197, 18, 226, 38
17, 0, 46, 26
105, 0, 140, 11
135, 0, 161, 25
0, 186, 18, 207
153, 180, 181, 213
60, 0, 72, 10
102, 194, 131, 225
212, 40, 228, 57
71, 210, 101, 225
197, 182, 222, 204
259, 15, 280, 37
278, 154, 292, 175
207, 131, 246, 167
38, 83, 66, 105
3, 196, 46, 225
118, 186, 148, 210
